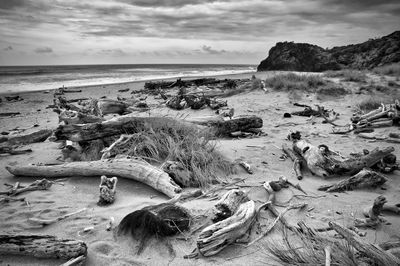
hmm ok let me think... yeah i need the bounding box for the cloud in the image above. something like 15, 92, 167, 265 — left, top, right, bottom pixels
97, 48, 126, 56
4, 46, 13, 51
34, 47, 53, 53
201, 45, 226, 54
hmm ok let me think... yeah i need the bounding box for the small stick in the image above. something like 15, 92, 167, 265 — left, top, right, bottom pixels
28, 208, 87, 226
60, 255, 86, 266
325, 246, 331, 266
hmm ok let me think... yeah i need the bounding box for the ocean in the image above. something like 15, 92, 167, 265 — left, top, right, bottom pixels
0, 64, 256, 93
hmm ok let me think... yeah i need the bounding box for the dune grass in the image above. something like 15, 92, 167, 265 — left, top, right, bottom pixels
324, 69, 368, 82
373, 63, 400, 77
101, 118, 235, 187
265, 73, 347, 96
263, 229, 360, 266
355, 98, 383, 113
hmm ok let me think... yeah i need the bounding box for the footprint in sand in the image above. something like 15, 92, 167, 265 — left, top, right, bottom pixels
91, 241, 115, 256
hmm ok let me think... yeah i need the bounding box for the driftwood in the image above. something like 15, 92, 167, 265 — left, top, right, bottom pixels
0, 147, 32, 155
60, 255, 86, 266
90, 99, 130, 116
196, 200, 256, 257
282, 143, 304, 180
98, 175, 117, 205
0, 234, 87, 260
318, 169, 387, 192
28, 208, 87, 226
355, 196, 387, 228
290, 134, 395, 177
55, 115, 263, 142
329, 221, 400, 265
0, 179, 53, 196
55, 116, 188, 142
0, 112, 21, 117
6, 158, 181, 198
59, 110, 104, 124
0, 129, 52, 146
211, 189, 248, 222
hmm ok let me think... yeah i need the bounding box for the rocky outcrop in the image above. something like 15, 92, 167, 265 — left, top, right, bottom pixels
257, 31, 400, 72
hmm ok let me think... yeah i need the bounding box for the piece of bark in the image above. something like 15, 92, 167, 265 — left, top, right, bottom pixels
380, 241, 400, 251
0, 129, 52, 146
355, 196, 387, 228
211, 189, 248, 222
59, 110, 104, 125
0, 235, 87, 260
5, 158, 182, 198
196, 200, 256, 256
282, 143, 304, 180
318, 169, 387, 192
329, 221, 400, 265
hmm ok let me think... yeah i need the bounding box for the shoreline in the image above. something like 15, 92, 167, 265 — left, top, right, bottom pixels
0, 69, 257, 96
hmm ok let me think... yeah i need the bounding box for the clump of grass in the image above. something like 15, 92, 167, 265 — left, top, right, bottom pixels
355, 98, 385, 112
324, 69, 367, 82
373, 63, 400, 77
263, 229, 361, 266
265, 73, 327, 92
102, 118, 235, 187
316, 84, 348, 96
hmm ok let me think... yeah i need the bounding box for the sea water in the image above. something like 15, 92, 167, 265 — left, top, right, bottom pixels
0, 64, 255, 93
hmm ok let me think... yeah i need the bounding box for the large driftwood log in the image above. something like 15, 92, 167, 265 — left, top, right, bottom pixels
292, 138, 395, 177
211, 189, 248, 222
54, 116, 188, 142
197, 200, 256, 256
188, 115, 263, 136
318, 169, 387, 192
5, 158, 181, 198
0, 129, 53, 146
0, 235, 87, 260
89, 99, 130, 116
329, 221, 400, 265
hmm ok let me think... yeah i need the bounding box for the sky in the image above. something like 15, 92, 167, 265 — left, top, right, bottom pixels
0, 0, 399, 66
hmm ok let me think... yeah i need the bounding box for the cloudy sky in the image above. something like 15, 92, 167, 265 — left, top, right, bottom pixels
0, 0, 399, 65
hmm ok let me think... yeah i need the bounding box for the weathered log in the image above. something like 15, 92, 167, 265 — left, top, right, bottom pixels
282, 143, 304, 180
0, 234, 87, 260
200, 116, 263, 136
292, 137, 395, 177
318, 169, 387, 192
59, 110, 104, 125
55, 116, 189, 142
329, 221, 400, 265
196, 200, 256, 256
5, 158, 182, 198
90, 99, 130, 116
211, 189, 248, 222
0, 129, 52, 146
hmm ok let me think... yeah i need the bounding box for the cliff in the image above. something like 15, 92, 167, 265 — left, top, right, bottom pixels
257, 31, 400, 72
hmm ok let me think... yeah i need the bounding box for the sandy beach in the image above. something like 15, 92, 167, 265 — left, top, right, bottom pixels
1, 70, 400, 266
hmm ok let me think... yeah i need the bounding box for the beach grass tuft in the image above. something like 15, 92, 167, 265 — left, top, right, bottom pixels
373, 63, 400, 77
324, 69, 368, 82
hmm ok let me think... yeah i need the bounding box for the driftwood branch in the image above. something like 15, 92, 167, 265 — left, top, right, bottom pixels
329, 221, 400, 265
318, 169, 387, 192
28, 208, 87, 226
0, 235, 87, 260
5, 158, 182, 198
